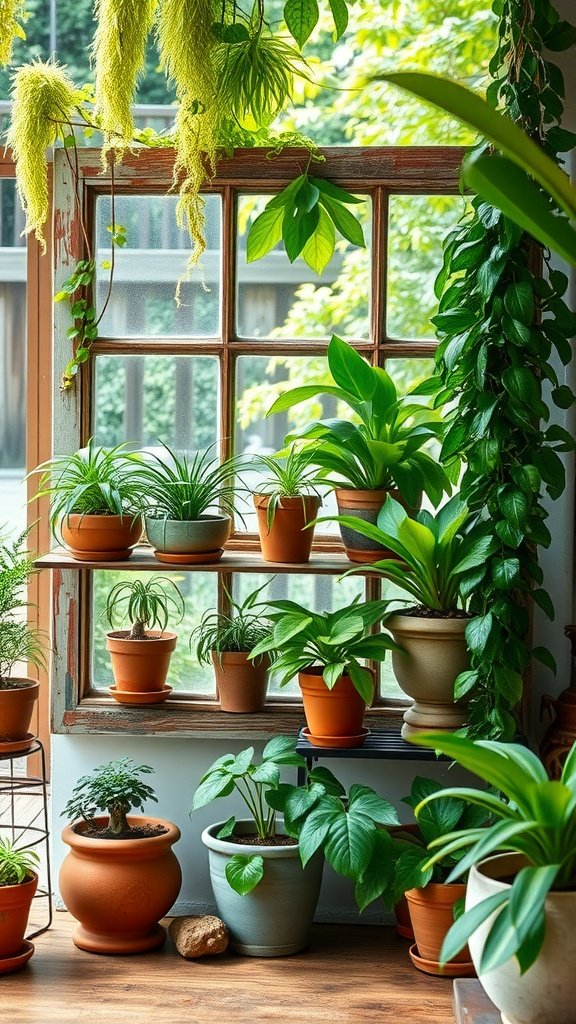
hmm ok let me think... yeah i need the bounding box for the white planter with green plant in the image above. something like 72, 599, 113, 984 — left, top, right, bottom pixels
410, 732, 576, 1024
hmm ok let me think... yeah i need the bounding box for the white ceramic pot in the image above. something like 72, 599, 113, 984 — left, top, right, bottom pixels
466, 853, 576, 1024
386, 614, 469, 739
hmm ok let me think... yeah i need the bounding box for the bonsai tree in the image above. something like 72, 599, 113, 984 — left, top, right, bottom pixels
0, 838, 40, 886
105, 576, 185, 640
62, 758, 158, 838
0, 525, 46, 688
192, 583, 272, 665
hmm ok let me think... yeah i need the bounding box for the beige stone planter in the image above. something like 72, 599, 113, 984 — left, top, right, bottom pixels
386, 614, 469, 740
467, 853, 576, 1024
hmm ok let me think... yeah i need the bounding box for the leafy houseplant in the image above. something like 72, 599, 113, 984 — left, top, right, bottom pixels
104, 576, 185, 703
32, 438, 144, 561
59, 758, 182, 954
267, 335, 450, 562
0, 527, 46, 750
191, 736, 399, 956
251, 446, 323, 563
139, 443, 242, 564
409, 732, 576, 1024
338, 495, 494, 737
249, 596, 399, 745
0, 838, 40, 972
192, 583, 273, 713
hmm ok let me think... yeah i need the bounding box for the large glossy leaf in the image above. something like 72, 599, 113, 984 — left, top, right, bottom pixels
394, 844, 434, 894
355, 829, 394, 912
246, 206, 285, 262
225, 854, 265, 896
190, 770, 235, 810
284, 0, 319, 47
348, 785, 399, 826
440, 890, 509, 964
323, 807, 376, 879
262, 735, 304, 766
327, 334, 375, 401
319, 194, 366, 247
301, 205, 335, 274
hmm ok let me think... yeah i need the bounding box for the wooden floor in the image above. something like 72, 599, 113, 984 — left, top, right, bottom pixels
5, 914, 457, 1024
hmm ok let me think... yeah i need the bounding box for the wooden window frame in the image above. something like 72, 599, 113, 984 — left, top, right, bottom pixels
47, 145, 464, 737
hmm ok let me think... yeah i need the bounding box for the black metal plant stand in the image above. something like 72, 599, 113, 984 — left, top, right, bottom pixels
295, 727, 443, 785
0, 739, 53, 939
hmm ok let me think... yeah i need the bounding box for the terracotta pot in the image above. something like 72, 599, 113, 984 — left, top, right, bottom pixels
0, 678, 40, 746
394, 896, 414, 940
105, 631, 178, 693
0, 872, 38, 959
145, 515, 231, 558
60, 514, 142, 561
298, 667, 372, 745
386, 614, 470, 740
406, 882, 472, 969
254, 495, 321, 563
202, 818, 323, 956
211, 651, 269, 713
467, 854, 576, 1024
59, 815, 182, 954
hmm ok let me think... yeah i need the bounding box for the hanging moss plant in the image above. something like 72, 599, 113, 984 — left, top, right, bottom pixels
0, 0, 26, 67
93, 0, 159, 163
7, 60, 79, 250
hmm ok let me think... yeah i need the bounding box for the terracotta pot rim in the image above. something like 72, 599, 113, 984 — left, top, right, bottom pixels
105, 630, 178, 644
0, 871, 38, 896
405, 881, 467, 902
253, 494, 321, 509
63, 513, 141, 525
335, 487, 390, 499
211, 650, 269, 663
0, 677, 40, 693
62, 815, 181, 852
202, 818, 301, 859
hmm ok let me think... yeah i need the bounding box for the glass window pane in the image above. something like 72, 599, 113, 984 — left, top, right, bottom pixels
93, 354, 219, 451
92, 570, 218, 695
236, 194, 371, 340
95, 194, 221, 337
387, 194, 467, 339
385, 357, 435, 395
0, 179, 26, 536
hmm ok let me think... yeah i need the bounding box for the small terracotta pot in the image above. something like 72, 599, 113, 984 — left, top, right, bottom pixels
59, 815, 182, 954
394, 896, 414, 940
105, 632, 178, 692
0, 873, 38, 959
211, 651, 269, 713
298, 667, 372, 745
61, 514, 142, 561
405, 882, 470, 966
0, 678, 40, 746
254, 495, 321, 563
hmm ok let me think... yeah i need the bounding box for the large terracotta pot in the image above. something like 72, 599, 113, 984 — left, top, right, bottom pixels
0, 678, 40, 747
60, 514, 142, 561
105, 631, 177, 692
298, 667, 372, 746
145, 515, 231, 563
202, 819, 323, 957
387, 614, 469, 740
59, 815, 182, 954
254, 495, 321, 563
211, 651, 269, 713
405, 881, 473, 975
467, 854, 576, 1024
0, 872, 37, 959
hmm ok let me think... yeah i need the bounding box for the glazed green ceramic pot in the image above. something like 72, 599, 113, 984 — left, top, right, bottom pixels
145, 515, 231, 555
202, 819, 323, 957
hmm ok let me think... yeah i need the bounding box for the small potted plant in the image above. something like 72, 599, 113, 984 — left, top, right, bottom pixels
409, 731, 576, 1024
250, 446, 323, 563
191, 583, 273, 713
104, 576, 185, 704
31, 438, 144, 560
191, 736, 399, 956
249, 596, 399, 746
139, 443, 242, 563
389, 776, 485, 977
0, 838, 40, 974
0, 526, 46, 752
337, 494, 488, 738
267, 335, 449, 561
59, 757, 182, 954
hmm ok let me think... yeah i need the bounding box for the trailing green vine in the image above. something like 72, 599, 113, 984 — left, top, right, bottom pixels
432, 0, 576, 739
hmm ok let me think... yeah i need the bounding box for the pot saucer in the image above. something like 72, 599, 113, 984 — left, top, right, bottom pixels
109, 685, 173, 705
301, 726, 370, 749
153, 549, 223, 564
408, 943, 476, 977
0, 733, 36, 755
66, 548, 135, 562
0, 940, 34, 975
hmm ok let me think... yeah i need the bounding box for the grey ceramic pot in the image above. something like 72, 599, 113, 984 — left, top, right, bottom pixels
202, 819, 324, 957
145, 515, 231, 554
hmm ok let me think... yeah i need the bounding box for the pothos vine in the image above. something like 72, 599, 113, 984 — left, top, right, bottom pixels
433, 0, 576, 738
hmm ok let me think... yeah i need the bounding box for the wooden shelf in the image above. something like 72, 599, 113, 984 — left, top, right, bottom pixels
36, 547, 376, 575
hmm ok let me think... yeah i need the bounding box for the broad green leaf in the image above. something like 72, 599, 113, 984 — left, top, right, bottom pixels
348, 785, 399, 826
231, 747, 255, 776
394, 845, 433, 894
225, 854, 265, 896
327, 334, 375, 401
494, 666, 523, 704
327, 0, 348, 40
301, 206, 336, 274
284, 0, 319, 47
319, 193, 366, 247
191, 770, 235, 810
323, 808, 376, 879
246, 206, 285, 262
310, 176, 364, 205
440, 891, 509, 964
282, 203, 319, 262
347, 662, 374, 704
499, 489, 529, 530
267, 175, 306, 210
250, 761, 281, 786
504, 282, 535, 326
216, 816, 236, 839
465, 613, 494, 656
272, 613, 312, 646
492, 557, 520, 590
262, 735, 305, 766
355, 829, 394, 911
323, 661, 346, 688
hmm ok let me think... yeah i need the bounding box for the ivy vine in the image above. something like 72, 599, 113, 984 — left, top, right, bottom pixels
433, 0, 576, 739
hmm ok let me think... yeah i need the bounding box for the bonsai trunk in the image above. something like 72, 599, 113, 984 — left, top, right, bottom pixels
129, 620, 146, 640
107, 802, 130, 835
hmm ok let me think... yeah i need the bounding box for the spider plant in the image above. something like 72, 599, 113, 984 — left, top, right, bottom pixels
192, 581, 272, 664
0, 525, 46, 686
0, 838, 40, 886
31, 438, 145, 536
251, 446, 323, 528
140, 443, 243, 522
105, 576, 185, 641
